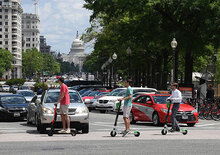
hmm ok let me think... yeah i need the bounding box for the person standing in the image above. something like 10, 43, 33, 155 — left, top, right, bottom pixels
118, 79, 133, 137
206, 84, 214, 103
167, 83, 182, 132
57, 77, 71, 133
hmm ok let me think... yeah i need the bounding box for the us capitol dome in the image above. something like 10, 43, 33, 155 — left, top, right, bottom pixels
62, 32, 87, 72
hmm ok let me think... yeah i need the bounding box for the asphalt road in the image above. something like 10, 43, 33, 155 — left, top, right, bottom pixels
1, 110, 220, 155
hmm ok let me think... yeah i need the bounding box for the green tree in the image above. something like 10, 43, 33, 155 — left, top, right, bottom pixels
22, 48, 43, 78
42, 53, 60, 75
0, 48, 13, 78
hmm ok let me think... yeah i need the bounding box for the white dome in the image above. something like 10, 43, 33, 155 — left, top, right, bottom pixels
71, 38, 84, 49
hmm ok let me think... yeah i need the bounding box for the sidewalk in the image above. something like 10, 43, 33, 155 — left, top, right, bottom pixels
0, 130, 219, 142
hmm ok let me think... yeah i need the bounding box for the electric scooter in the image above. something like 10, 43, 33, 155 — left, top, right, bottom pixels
161, 101, 188, 135
48, 103, 77, 136
110, 101, 140, 137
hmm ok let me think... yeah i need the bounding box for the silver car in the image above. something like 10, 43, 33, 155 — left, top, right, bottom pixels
27, 95, 41, 125
35, 89, 89, 134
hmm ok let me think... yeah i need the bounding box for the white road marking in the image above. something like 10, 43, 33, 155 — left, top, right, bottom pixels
196, 123, 220, 127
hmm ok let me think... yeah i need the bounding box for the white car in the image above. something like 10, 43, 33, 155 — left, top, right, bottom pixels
95, 87, 157, 113
16, 90, 35, 102
0, 85, 10, 92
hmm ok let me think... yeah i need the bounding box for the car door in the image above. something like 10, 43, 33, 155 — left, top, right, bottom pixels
132, 95, 151, 121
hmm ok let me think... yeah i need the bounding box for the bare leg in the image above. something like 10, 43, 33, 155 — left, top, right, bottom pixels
61, 115, 66, 130
123, 117, 130, 130
65, 115, 70, 129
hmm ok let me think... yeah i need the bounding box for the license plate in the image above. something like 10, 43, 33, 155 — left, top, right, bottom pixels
182, 114, 188, 120
14, 112, 20, 117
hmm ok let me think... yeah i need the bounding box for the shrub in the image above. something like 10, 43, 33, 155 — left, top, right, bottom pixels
5, 79, 25, 86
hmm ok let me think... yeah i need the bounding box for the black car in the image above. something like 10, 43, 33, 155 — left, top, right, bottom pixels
0, 94, 28, 120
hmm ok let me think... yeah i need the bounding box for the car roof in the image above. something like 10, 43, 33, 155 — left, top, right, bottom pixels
0, 94, 24, 97
47, 89, 77, 93
17, 90, 33, 92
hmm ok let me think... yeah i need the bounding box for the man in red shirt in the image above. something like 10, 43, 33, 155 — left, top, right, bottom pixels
57, 77, 71, 133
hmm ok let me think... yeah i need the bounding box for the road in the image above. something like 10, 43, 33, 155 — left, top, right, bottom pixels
1, 111, 220, 154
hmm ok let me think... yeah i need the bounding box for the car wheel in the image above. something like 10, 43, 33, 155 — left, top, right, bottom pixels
129, 112, 136, 124
187, 123, 195, 127
36, 117, 46, 134
152, 113, 161, 126
82, 123, 89, 134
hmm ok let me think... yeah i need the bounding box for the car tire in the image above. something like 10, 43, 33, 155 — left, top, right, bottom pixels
82, 123, 89, 134
36, 117, 46, 134
152, 112, 161, 126
130, 112, 136, 124
187, 123, 195, 127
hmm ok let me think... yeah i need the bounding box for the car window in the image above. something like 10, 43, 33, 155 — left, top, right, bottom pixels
153, 96, 169, 104
17, 91, 35, 97
44, 92, 82, 103
1, 96, 26, 104
133, 96, 147, 103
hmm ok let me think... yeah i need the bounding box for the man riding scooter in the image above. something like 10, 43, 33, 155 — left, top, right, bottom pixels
167, 83, 182, 132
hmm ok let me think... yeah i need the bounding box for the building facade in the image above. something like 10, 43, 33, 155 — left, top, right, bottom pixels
22, 13, 40, 51
0, 0, 23, 79
40, 35, 51, 53
62, 32, 87, 72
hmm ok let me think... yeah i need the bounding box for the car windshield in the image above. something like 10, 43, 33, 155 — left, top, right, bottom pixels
1, 96, 26, 104
153, 96, 170, 104
107, 89, 124, 96
44, 92, 82, 103
18, 91, 35, 97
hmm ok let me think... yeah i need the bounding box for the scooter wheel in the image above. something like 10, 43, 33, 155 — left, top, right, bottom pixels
110, 130, 117, 137
134, 131, 140, 137
48, 130, 53, 136
71, 130, 77, 136
182, 130, 188, 135
161, 129, 167, 135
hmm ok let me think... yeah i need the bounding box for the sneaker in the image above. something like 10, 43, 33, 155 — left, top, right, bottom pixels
169, 128, 175, 132
176, 128, 180, 132
122, 130, 130, 137
58, 129, 66, 133
65, 129, 71, 133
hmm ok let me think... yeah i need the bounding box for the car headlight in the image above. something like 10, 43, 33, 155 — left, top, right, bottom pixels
191, 109, 197, 114
75, 107, 88, 114
0, 106, 5, 111
161, 108, 168, 113
42, 107, 53, 114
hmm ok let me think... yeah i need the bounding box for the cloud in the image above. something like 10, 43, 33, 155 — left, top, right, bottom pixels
22, 0, 92, 54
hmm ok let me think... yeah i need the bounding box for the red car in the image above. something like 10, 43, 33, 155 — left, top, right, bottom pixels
130, 94, 198, 127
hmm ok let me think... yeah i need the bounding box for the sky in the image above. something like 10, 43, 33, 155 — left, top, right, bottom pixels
22, 0, 92, 54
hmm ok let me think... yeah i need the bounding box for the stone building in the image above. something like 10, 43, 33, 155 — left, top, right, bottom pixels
22, 13, 40, 51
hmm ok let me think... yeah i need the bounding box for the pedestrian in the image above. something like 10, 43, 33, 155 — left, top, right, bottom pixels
167, 83, 182, 132
57, 77, 71, 133
198, 78, 207, 100
206, 84, 214, 103
118, 79, 133, 137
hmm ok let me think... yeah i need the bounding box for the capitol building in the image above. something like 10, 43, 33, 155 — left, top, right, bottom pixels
62, 32, 87, 72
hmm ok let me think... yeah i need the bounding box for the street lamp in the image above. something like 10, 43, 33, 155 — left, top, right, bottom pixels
171, 38, 178, 82
111, 53, 117, 87
126, 47, 132, 77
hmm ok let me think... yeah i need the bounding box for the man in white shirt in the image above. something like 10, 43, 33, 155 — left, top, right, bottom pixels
167, 83, 182, 132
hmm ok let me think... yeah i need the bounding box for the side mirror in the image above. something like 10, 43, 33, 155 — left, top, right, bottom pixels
84, 99, 91, 104
35, 99, 41, 105
146, 101, 153, 105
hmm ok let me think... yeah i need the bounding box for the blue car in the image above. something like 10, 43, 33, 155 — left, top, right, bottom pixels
0, 94, 28, 120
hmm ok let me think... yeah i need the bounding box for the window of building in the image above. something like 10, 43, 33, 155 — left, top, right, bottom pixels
5, 9, 8, 13
27, 25, 30, 28
5, 35, 8, 38
33, 32, 35, 35
26, 43, 30, 47
5, 28, 8, 32
0, 9, 2, 12
5, 41, 8, 45
0, 15, 2, 19
32, 44, 35, 47
0, 22, 2, 25
5, 48, 8, 50
32, 38, 35, 41
0, 35, 2, 38
5, 15, 8, 19
5, 22, 8, 25
0, 41, 2, 45
0, 28, 2, 31
26, 38, 30, 41
4, 0, 9, 2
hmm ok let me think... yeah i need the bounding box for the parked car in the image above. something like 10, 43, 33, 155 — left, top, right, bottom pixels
130, 94, 198, 126
26, 95, 41, 124
0, 94, 28, 120
16, 90, 35, 102
96, 87, 157, 113
9, 85, 18, 93
34, 89, 89, 134
0, 85, 10, 92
